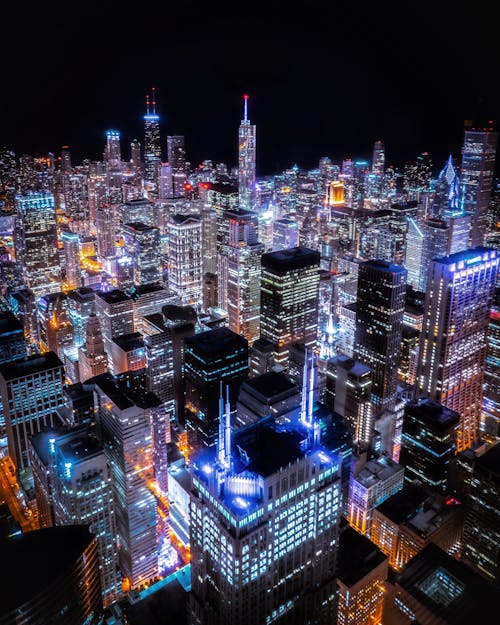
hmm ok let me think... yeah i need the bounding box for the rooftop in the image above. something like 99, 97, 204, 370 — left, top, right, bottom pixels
395, 543, 495, 623
0, 310, 23, 336
96, 288, 131, 305
185, 327, 247, 356
434, 246, 497, 266
0, 351, 63, 381
112, 332, 144, 352
242, 371, 298, 401
261, 246, 320, 272
1, 525, 96, 613
59, 434, 102, 463
337, 520, 387, 587
355, 455, 404, 488
405, 398, 460, 431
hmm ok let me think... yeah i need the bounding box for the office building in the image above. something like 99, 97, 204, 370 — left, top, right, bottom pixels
324, 355, 373, 449
167, 214, 203, 306
482, 301, 500, 442
460, 122, 498, 247
167, 135, 187, 198
272, 218, 299, 251
260, 246, 320, 368
460, 443, 500, 587
50, 428, 121, 607
0, 351, 65, 471
143, 89, 161, 186
347, 455, 405, 537
37, 291, 72, 359
78, 313, 108, 382
93, 374, 159, 590
94, 289, 134, 360
226, 211, 264, 345
189, 409, 342, 625
184, 327, 248, 451
236, 370, 301, 427
371, 481, 463, 572
384, 543, 495, 625
399, 399, 459, 492
1, 525, 104, 625
129, 282, 178, 334
109, 332, 145, 375
123, 222, 162, 285
415, 247, 498, 451
336, 520, 388, 625
61, 230, 81, 290
0, 310, 26, 363
14, 191, 61, 297
353, 260, 407, 413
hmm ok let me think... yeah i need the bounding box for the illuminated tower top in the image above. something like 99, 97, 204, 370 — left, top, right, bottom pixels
238, 94, 256, 211
143, 87, 161, 184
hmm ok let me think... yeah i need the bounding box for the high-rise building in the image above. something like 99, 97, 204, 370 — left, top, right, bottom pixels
15, 191, 61, 297
0, 351, 65, 471
238, 94, 256, 211
49, 428, 121, 607
2, 525, 104, 625
96, 205, 116, 260
272, 218, 299, 251
0, 310, 26, 363
184, 327, 248, 451
226, 211, 264, 345
37, 291, 72, 359
415, 247, 498, 452
371, 481, 463, 572
399, 399, 459, 492
260, 246, 320, 368
460, 121, 498, 247
353, 260, 407, 413
123, 222, 162, 286
78, 313, 108, 382
94, 289, 134, 360
324, 354, 373, 449
384, 543, 495, 625
104, 130, 122, 172
129, 282, 178, 334
143, 89, 161, 186
371, 139, 385, 175
66, 286, 96, 347
93, 374, 159, 590
347, 455, 405, 537
167, 214, 203, 306
460, 443, 500, 587
336, 520, 388, 625
189, 409, 342, 624
167, 135, 187, 198
61, 230, 81, 290
482, 301, 500, 442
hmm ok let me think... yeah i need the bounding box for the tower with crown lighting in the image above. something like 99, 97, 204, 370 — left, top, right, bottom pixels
143, 87, 162, 189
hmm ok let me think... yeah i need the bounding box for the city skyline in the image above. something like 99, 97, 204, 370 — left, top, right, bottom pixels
2, 2, 499, 176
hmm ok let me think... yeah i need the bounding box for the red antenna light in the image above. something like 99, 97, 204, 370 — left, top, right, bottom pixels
146, 94, 150, 115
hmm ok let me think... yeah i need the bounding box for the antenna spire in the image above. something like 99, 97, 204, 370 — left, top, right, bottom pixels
243, 93, 249, 122
146, 93, 150, 116
152, 86, 157, 115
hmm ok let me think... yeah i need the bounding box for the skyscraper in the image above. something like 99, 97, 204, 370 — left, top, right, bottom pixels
123, 222, 162, 285
238, 94, 256, 211
371, 139, 385, 175
260, 246, 320, 368
415, 247, 498, 451
167, 135, 187, 198
460, 121, 498, 247
143, 88, 161, 187
15, 191, 61, 297
61, 230, 81, 290
189, 408, 342, 624
184, 327, 248, 452
0, 351, 65, 471
50, 428, 121, 607
353, 259, 407, 413
399, 398, 459, 492
167, 214, 203, 306
93, 374, 159, 590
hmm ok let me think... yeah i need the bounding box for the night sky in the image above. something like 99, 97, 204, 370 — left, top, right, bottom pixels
2, 1, 499, 177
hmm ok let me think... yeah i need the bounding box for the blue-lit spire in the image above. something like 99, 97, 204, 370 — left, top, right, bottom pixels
300, 348, 309, 424
217, 381, 231, 470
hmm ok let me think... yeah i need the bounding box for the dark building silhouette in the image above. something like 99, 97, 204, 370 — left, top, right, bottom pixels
0, 525, 103, 625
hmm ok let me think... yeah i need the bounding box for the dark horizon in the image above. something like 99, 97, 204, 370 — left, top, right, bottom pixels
2, 2, 499, 178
